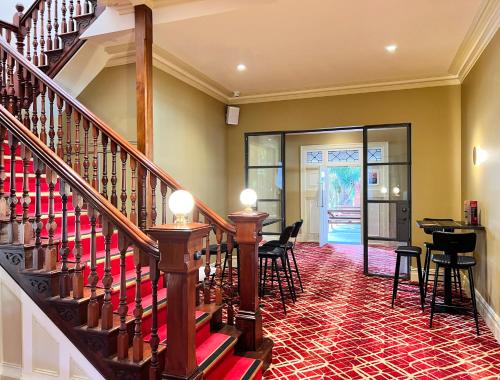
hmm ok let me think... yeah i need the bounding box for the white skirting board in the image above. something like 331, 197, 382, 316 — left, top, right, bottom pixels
411, 267, 500, 343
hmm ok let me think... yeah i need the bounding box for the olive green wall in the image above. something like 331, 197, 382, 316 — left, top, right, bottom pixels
461, 30, 500, 319
78, 64, 227, 216
227, 85, 463, 249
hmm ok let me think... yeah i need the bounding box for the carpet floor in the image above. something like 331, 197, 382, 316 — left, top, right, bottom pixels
260, 242, 500, 379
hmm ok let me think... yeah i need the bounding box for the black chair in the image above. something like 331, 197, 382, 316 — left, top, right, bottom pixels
261, 219, 304, 293
202, 239, 239, 286
429, 232, 479, 335
422, 218, 461, 298
259, 225, 295, 314
391, 246, 425, 311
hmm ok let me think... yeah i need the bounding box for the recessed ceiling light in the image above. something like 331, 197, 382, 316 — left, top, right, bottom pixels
385, 44, 397, 53
236, 63, 247, 72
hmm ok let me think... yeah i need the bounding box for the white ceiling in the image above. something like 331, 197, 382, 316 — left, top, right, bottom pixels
82, 0, 500, 103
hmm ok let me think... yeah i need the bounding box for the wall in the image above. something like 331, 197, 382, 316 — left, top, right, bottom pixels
461, 30, 500, 320
78, 64, 228, 217
227, 85, 462, 248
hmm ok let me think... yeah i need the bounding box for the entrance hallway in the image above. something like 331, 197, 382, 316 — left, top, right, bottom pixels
328, 224, 361, 244
261, 243, 500, 379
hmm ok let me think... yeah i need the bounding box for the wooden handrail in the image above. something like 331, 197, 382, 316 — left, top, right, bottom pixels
0, 20, 18, 34
0, 37, 235, 235
0, 106, 160, 259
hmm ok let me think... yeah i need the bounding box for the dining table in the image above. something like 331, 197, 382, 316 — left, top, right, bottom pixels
416, 219, 485, 308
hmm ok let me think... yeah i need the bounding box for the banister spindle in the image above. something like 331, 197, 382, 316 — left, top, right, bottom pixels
110, 141, 117, 207
22, 68, 31, 130
120, 149, 127, 216
7, 55, 15, 115
203, 218, 211, 304
32, 157, 45, 269
54, 0, 60, 49
25, 19, 32, 62
56, 95, 64, 158
59, 179, 70, 298
39, 1, 46, 66
1, 48, 7, 108
129, 158, 137, 225
101, 134, 108, 199
32, 9, 39, 66
101, 217, 114, 330
44, 168, 57, 270
215, 228, 223, 305
150, 174, 157, 226
13, 5, 25, 56
226, 234, 235, 325
47, 88, 55, 150
73, 110, 81, 174
91, 124, 99, 190
72, 192, 84, 299
117, 232, 130, 360
132, 260, 144, 362
0, 127, 7, 218
82, 118, 90, 182
138, 165, 147, 230
76, 0, 82, 16
16, 62, 23, 121
20, 145, 33, 245
160, 183, 167, 224
61, 0, 68, 34
65, 103, 72, 166
7, 133, 19, 244
149, 256, 160, 378
31, 76, 39, 137
46, 0, 53, 51
87, 206, 99, 327
39, 83, 47, 144
68, 0, 75, 32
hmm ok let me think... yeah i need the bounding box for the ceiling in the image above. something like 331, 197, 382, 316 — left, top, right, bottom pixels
83, 0, 500, 103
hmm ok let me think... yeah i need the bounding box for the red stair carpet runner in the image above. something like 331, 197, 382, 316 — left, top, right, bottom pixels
260, 243, 500, 379
4, 142, 262, 379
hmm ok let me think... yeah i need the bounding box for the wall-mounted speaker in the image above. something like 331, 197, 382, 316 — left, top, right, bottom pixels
226, 106, 240, 126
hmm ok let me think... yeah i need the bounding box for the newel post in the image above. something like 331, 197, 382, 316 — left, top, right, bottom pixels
228, 211, 274, 369
146, 223, 210, 380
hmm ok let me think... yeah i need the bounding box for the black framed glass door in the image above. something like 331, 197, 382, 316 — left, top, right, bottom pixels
363, 125, 412, 277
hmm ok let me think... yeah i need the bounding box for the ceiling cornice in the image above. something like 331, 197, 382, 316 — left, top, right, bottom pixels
449, 0, 500, 82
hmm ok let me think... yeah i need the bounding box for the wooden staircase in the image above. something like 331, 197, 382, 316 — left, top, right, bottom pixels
0, 10, 272, 380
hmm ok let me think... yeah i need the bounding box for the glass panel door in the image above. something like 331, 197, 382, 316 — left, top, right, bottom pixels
246, 133, 285, 235
363, 125, 411, 277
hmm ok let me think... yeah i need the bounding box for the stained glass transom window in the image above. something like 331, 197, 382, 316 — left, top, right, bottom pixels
367, 148, 383, 162
306, 151, 323, 163
328, 149, 359, 163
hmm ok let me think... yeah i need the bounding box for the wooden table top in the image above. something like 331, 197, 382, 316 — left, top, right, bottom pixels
416, 219, 485, 231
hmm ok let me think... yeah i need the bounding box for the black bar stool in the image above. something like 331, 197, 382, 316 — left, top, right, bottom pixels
429, 232, 479, 335
391, 246, 425, 311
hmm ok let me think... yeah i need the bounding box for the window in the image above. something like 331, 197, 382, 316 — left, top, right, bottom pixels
328, 149, 359, 163
306, 151, 323, 163
367, 148, 383, 162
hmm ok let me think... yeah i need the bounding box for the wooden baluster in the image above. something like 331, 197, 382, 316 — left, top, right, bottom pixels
22, 68, 31, 130
72, 192, 84, 299
160, 183, 167, 224
25, 18, 32, 62
20, 145, 33, 245
31, 78, 39, 138
110, 141, 117, 207
101, 134, 108, 199
39, 1, 46, 66
1, 47, 7, 108
32, 157, 45, 270
87, 205, 99, 327
82, 118, 90, 182
150, 174, 157, 226
129, 158, 137, 225
65, 103, 72, 166
203, 218, 211, 304
120, 149, 127, 216
7, 133, 19, 244
192, 207, 199, 223
91, 124, 99, 190
76, 0, 82, 16
38, 83, 47, 143
73, 110, 81, 174
47, 88, 55, 150
13, 5, 25, 56
132, 261, 144, 362
16, 62, 23, 121
56, 95, 64, 158
101, 217, 114, 330
226, 234, 235, 325
138, 165, 147, 230
215, 228, 223, 305
117, 231, 130, 360
54, 0, 60, 49
61, 0, 68, 34
46, 0, 53, 51
59, 179, 70, 298
0, 127, 7, 218
68, 0, 75, 32
32, 9, 39, 66
149, 256, 160, 378
44, 168, 58, 270
7, 55, 15, 115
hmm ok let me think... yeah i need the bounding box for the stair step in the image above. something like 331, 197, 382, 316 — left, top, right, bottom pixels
208, 356, 263, 380
197, 333, 237, 375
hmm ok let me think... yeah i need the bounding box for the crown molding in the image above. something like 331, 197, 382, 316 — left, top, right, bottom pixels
228, 76, 461, 105
449, 0, 500, 82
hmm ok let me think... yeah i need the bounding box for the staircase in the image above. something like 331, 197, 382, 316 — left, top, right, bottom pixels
0, 5, 269, 379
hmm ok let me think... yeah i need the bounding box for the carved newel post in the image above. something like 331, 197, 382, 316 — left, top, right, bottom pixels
146, 223, 210, 380
228, 211, 274, 368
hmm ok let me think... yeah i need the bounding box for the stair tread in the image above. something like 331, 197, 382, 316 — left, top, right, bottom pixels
219, 356, 263, 380
126, 287, 168, 316
109, 268, 150, 292
197, 333, 237, 374
143, 310, 211, 343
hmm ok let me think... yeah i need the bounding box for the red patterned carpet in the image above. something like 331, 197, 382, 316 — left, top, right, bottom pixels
259, 243, 500, 379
